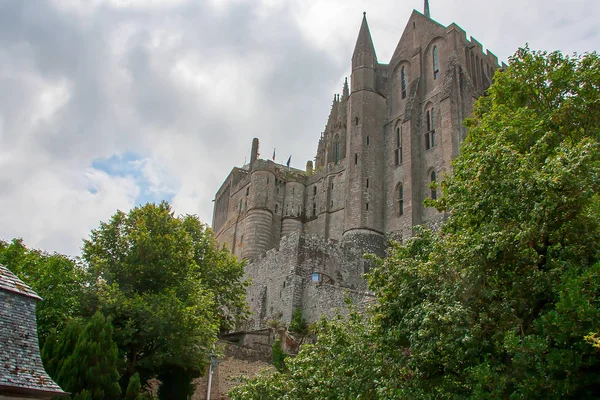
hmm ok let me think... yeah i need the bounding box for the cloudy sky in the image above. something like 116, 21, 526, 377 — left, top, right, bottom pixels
0, 0, 597, 256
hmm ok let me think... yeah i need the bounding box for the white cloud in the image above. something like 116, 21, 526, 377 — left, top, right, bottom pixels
0, 0, 598, 256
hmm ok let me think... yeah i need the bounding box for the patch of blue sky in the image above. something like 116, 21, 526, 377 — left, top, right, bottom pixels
90, 152, 178, 206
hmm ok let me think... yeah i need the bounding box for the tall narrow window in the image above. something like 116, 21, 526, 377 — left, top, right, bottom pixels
366, 179, 369, 188
312, 203, 316, 216
425, 108, 436, 150
430, 109, 436, 147
355, 153, 358, 165
401, 66, 407, 99
395, 126, 402, 166
366, 203, 369, 211
313, 186, 317, 195
426, 110, 431, 132
476, 56, 481, 90
366, 136, 370, 145
471, 54, 477, 88
430, 171, 437, 200
397, 183, 404, 216
433, 45, 439, 80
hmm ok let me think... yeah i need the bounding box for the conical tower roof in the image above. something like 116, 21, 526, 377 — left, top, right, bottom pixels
352, 12, 376, 59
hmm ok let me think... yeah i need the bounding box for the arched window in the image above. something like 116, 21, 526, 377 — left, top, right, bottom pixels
401, 66, 407, 99
426, 110, 431, 132
425, 107, 436, 150
396, 183, 404, 216
471, 53, 477, 88
430, 171, 437, 200
433, 45, 439, 80
394, 126, 402, 166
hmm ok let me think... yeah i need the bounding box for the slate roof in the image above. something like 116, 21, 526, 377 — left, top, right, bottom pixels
0, 264, 41, 300
0, 264, 67, 397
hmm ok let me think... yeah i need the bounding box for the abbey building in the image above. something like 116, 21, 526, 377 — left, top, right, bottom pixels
212, 8, 503, 329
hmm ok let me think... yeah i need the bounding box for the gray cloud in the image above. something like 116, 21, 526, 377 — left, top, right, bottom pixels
0, 0, 598, 255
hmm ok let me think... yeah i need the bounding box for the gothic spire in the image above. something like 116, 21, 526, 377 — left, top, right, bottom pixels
342, 77, 349, 99
424, 0, 431, 18
352, 12, 376, 59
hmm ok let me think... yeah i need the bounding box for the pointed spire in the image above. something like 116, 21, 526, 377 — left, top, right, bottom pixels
352, 12, 376, 58
424, 0, 430, 18
342, 77, 349, 99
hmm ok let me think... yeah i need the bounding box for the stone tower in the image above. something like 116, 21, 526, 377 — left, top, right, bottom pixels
343, 13, 386, 257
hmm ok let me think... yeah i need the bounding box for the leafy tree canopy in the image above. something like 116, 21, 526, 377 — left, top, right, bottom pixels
0, 238, 88, 343
230, 47, 600, 399
82, 201, 249, 388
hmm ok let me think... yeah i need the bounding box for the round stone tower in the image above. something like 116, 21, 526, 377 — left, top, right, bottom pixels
242, 169, 276, 260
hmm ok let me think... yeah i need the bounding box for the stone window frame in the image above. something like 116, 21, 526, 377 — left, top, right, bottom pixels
432, 45, 440, 80
430, 169, 437, 200
401, 66, 407, 99
394, 123, 403, 167
396, 182, 404, 217
424, 104, 436, 150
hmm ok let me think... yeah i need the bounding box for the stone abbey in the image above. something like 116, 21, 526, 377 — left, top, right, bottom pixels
212, 6, 504, 329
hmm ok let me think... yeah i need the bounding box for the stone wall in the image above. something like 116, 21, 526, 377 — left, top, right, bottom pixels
242, 231, 375, 329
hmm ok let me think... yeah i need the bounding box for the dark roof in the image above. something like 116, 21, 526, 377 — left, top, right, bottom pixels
0, 264, 41, 300
0, 264, 67, 397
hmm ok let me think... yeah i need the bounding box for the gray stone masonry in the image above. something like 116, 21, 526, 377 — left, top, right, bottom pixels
212, 9, 502, 329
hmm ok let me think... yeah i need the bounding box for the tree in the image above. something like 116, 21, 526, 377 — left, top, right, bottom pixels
125, 373, 143, 400
229, 309, 384, 399
0, 239, 88, 343
371, 47, 600, 398
43, 313, 121, 400
231, 48, 600, 399
82, 201, 248, 395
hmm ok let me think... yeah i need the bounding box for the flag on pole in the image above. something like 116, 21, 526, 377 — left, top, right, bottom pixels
286, 156, 291, 168
272, 148, 276, 161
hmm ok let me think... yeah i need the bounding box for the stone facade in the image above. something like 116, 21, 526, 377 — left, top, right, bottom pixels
212, 9, 503, 329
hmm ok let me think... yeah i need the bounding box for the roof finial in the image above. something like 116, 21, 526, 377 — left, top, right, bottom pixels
363, 11, 366, 17
424, 0, 430, 18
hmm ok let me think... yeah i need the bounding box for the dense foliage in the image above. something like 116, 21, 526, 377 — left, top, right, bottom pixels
42, 313, 122, 399
82, 201, 248, 395
230, 48, 600, 399
0, 238, 88, 343
1, 201, 247, 399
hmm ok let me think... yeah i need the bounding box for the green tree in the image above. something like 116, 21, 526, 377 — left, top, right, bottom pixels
125, 373, 143, 400
83, 201, 248, 395
231, 47, 600, 399
43, 313, 121, 400
0, 239, 88, 343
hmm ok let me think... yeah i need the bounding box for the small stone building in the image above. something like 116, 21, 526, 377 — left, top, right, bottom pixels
0, 264, 67, 399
